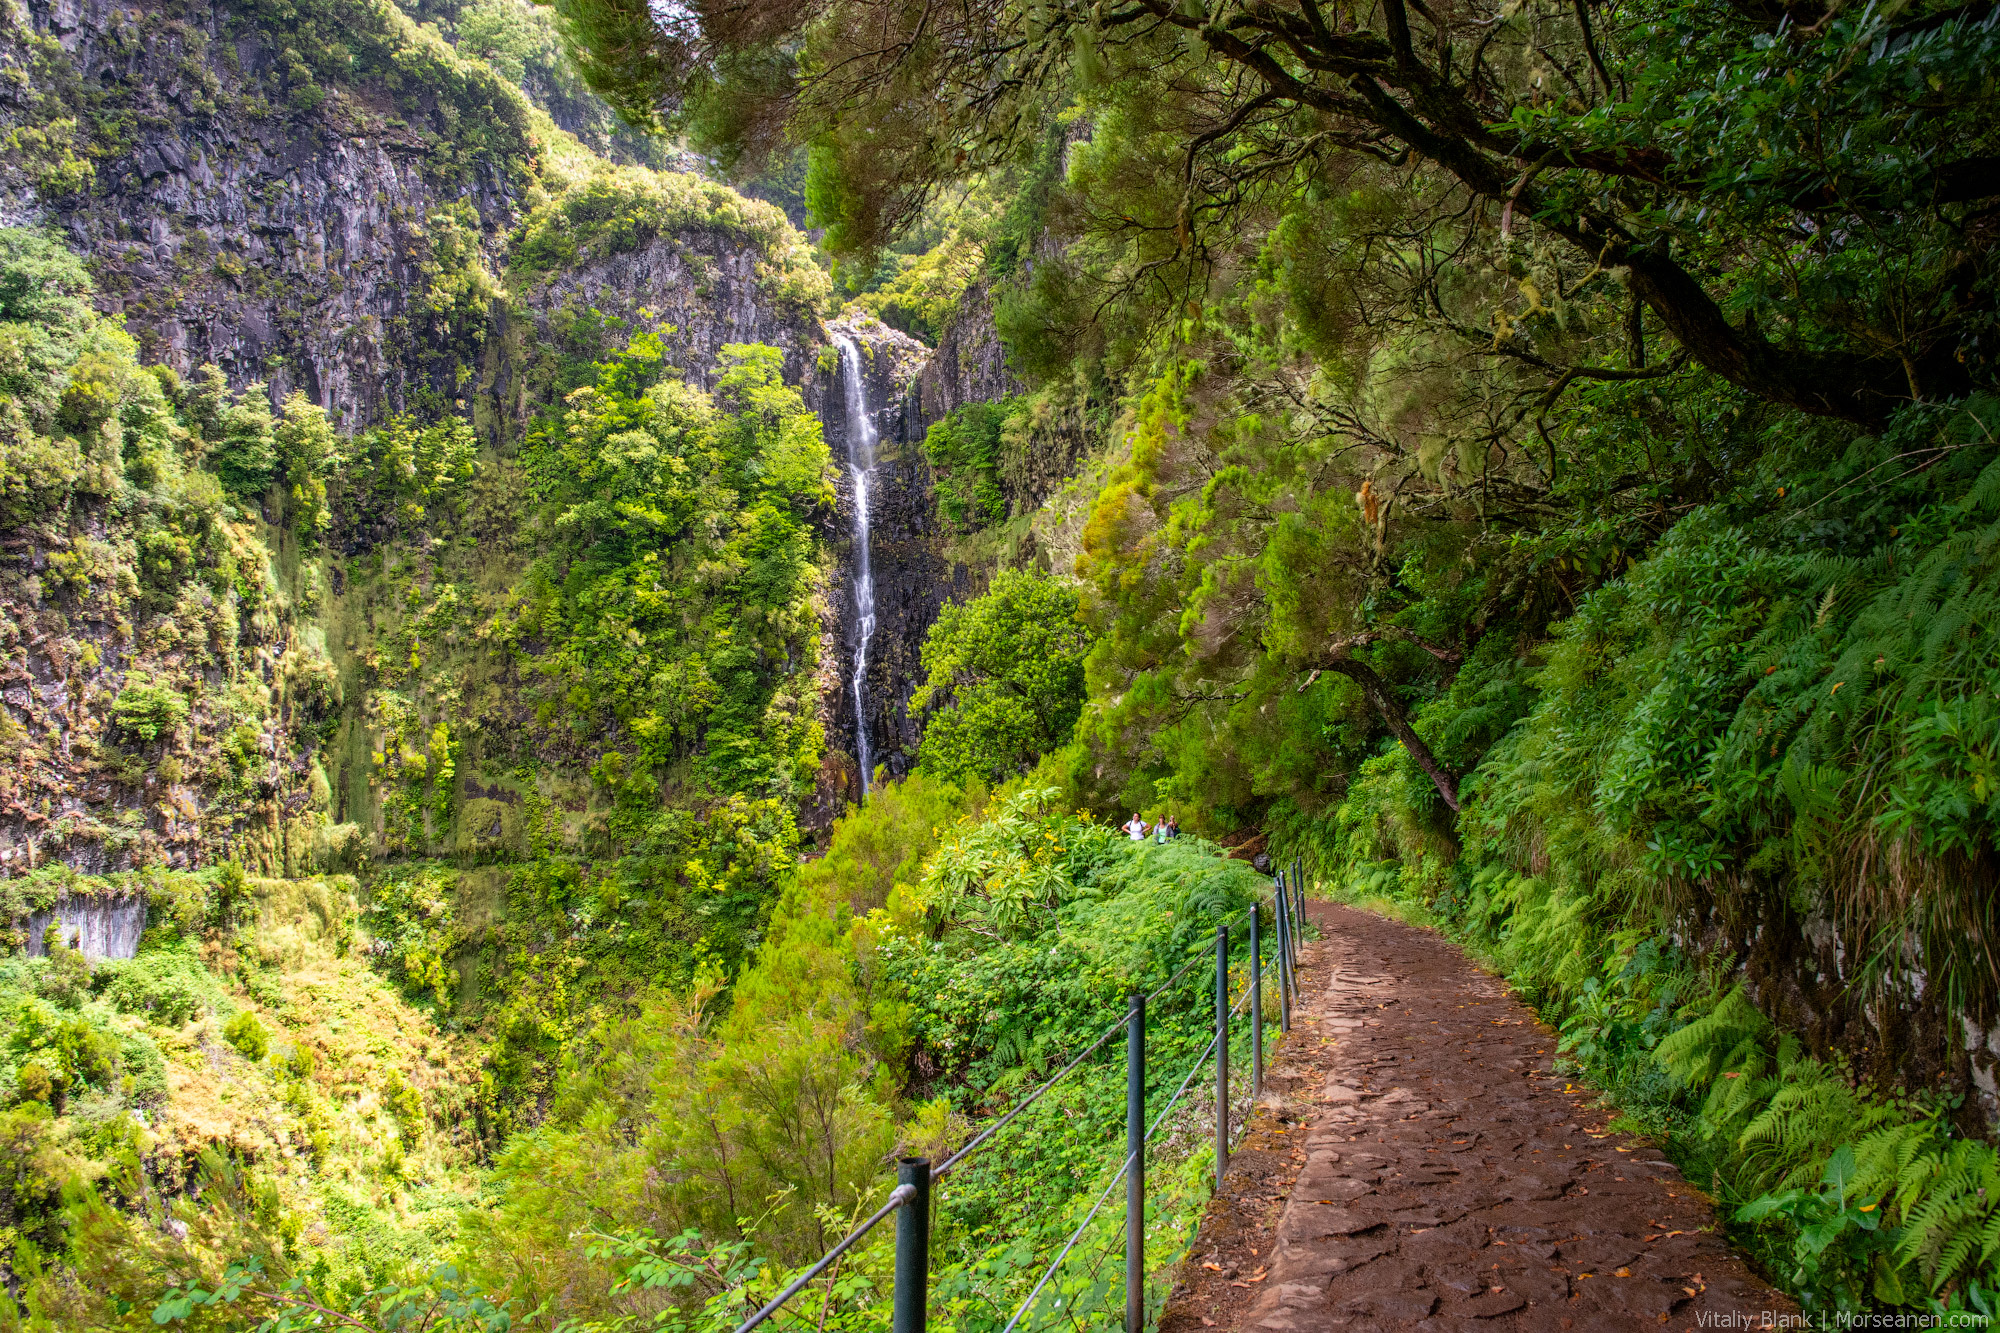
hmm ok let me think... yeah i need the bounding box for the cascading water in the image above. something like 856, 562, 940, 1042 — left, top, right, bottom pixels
834, 333, 879, 797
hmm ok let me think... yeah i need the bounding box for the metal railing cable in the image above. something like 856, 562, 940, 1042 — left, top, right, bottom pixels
996, 1149, 1137, 1333
1147, 1011, 1227, 1142
998, 946, 1279, 1333
733, 1183, 917, 1333
999, 1017, 1229, 1333
942, 897, 1257, 1180
933, 1013, 1125, 1178
731, 888, 1295, 1333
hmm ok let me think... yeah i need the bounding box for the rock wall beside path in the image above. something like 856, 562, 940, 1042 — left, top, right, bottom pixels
1162, 903, 1795, 1333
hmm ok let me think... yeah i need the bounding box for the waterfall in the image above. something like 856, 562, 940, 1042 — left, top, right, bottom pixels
834, 334, 879, 797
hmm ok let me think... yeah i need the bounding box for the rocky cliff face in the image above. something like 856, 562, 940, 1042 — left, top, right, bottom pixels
910, 277, 1094, 542
6, 0, 535, 426
491, 219, 822, 440
3, 0, 822, 432
0, 0, 842, 883
911, 280, 1019, 424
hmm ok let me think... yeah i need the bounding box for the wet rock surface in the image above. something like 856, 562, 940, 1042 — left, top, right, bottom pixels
1161, 903, 1794, 1333
820, 317, 979, 802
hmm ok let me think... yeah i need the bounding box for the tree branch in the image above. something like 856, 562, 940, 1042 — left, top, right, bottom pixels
1314, 637, 1461, 812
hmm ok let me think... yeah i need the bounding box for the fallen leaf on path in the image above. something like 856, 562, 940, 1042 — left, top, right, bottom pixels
1614, 1268, 1631, 1278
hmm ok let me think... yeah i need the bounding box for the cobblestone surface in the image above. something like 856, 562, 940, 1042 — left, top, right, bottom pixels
1159, 903, 1797, 1333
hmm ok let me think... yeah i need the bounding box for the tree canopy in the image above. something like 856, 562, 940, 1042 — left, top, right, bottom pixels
912, 568, 1094, 786
546, 0, 1998, 426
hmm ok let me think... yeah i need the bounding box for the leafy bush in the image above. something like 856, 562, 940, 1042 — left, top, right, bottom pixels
912, 569, 1093, 786
362, 863, 460, 1011
0, 227, 98, 423
109, 673, 190, 743
223, 1010, 269, 1061
101, 945, 226, 1026
920, 399, 1012, 529
3, 995, 118, 1110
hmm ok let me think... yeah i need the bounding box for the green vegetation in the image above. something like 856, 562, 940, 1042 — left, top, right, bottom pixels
5, 0, 2000, 1315
515, 336, 832, 801
1298, 396, 2000, 1321
534, 0, 2000, 1318
922, 400, 1013, 530
510, 165, 829, 315
912, 570, 1093, 788
847, 233, 985, 345
0, 869, 483, 1328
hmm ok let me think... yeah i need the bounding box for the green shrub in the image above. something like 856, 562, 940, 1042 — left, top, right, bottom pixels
15, 1061, 51, 1105
380, 1070, 423, 1142
100, 946, 224, 1026
222, 1010, 269, 1062
912, 569, 1093, 786
3, 996, 118, 1110
920, 399, 1012, 529
110, 673, 190, 743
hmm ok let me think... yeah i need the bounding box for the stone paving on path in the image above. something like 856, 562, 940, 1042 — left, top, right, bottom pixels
1159, 902, 1799, 1333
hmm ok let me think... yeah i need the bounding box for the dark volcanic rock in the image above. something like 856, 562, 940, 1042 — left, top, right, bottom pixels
820, 317, 975, 806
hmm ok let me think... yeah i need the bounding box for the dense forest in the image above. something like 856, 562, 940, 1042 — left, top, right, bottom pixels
0, 0, 1995, 1323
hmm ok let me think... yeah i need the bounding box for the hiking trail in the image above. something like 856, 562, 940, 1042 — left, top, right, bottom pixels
1161, 902, 1797, 1332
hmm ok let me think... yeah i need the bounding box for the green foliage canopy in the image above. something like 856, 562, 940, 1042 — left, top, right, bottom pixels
912, 570, 1094, 787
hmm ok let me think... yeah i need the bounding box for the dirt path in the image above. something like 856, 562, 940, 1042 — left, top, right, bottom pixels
1159, 902, 1796, 1332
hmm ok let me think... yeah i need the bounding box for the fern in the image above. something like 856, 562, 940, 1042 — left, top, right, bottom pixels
1895, 1140, 2000, 1291
1737, 1048, 1879, 1192
1656, 985, 1768, 1086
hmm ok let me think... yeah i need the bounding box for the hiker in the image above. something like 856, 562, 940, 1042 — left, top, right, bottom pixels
1124, 813, 1148, 840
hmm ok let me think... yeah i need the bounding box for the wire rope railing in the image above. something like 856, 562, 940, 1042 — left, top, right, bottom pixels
730, 866, 1315, 1333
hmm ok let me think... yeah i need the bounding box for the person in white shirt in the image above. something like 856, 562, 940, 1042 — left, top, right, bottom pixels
1124, 814, 1148, 840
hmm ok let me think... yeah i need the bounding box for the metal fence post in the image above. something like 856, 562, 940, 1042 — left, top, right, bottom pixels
893, 1158, 930, 1333
1125, 992, 1146, 1333
1284, 874, 1301, 991
1279, 872, 1293, 970
1249, 906, 1263, 1095
1214, 924, 1229, 1192
1288, 871, 1302, 967
1294, 858, 1307, 940
1274, 880, 1293, 1032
